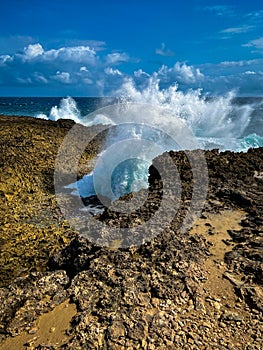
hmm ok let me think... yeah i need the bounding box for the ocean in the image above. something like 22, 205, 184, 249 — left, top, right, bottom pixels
1, 89, 263, 201
0, 94, 263, 151
0, 97, 115, 119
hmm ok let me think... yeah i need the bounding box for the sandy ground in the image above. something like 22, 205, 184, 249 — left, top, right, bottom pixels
0, 300, 76, 350
0, 209, 247, 350
189, 210, 248, 314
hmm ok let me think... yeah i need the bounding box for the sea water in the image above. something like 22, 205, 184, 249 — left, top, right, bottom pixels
1, 81, 263, 200
0, 88, 262, 152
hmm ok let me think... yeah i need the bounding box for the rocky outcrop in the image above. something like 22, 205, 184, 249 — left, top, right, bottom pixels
0, 116, 106, 287
0, 116, 262, 349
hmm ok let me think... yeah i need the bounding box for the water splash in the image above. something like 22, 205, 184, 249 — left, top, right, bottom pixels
36, 96, 83, 123
47, 80, 261, 201
49, 96, 82, 123
35, 113, 48, 120
37, 78, 257, 148
241, 133, 263, 149
115, 77, 253, 139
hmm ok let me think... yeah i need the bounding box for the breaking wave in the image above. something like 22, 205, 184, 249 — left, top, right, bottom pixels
36, 96, 83, 123
41, 79, 260, 151
50, 79, 261, 200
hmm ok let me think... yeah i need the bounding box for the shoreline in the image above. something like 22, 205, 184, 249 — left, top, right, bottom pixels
0, 115, 262, 349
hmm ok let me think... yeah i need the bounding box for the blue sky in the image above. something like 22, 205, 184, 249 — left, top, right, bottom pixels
0, 0, 263, 96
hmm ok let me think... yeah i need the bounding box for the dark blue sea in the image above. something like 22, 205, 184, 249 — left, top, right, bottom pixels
0, 97, 115, 118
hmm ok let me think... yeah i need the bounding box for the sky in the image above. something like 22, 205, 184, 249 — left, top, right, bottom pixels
0, 0, 263, 96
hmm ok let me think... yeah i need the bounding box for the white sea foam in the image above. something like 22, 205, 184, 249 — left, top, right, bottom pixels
39, 78, 254, 143
49, 96, 82, 123
51, 79, 259, 200
35, 113, 49, 120
35, 97, 82, 122
114, 77, 253, 139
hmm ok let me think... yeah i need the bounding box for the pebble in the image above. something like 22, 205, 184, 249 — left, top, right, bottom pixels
214, 302, 221, 310
203, 322, 211, 328
28, 327, 38, 335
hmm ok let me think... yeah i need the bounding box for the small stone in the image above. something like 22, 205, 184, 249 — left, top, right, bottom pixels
221, 312, 243, 322
49, 327, 56, 333
24, 336, 38, 346
28, 327, 38, 335
203, 322, 211, 328
214, 302, 221, 310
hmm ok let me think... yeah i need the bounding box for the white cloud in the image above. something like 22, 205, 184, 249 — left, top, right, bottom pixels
155, 43, 175, 57
134, 69, 150, 78
106, 52, 130, 65
130, 63, 204, 93
104, 67, 122, 75
43, 46, 97, 63
157, 62, 204, 84
23, 44, 44, 60
204, 5, 235, 17
245, 10, 263, 22
83, 78, 93, 84
0, 42, 132, 94
33, 72, 48, 83
61, 39, 106, 51
218, 59, 263, 67
17, 77, 33, 84
80, 66, 89, 72
243, 37, 263, 50
53, 71, 71, 84
220, 25, 254, 35
198, 58, 263, 95
244, 71, 256, 75
205, 72, 263, 95
1, 41, 263, 96
0, 54, 13, 66
17, 43, 98, 64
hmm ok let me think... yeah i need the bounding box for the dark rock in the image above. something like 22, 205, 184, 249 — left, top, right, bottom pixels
1, 116, 263, 348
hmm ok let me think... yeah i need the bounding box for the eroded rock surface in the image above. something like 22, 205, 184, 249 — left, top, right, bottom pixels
0, 116, 262, 349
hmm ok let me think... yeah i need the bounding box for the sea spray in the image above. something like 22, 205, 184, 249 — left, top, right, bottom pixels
54, 102, 208, 246
35, 96, 83, 122
37, 79, 256, 144
74, 79, 255, 201
50, 80, 259, 201
114, 78, 253, 138
49, 96, 82, 123
67, 102, 199, 201
52, 84, 262, 246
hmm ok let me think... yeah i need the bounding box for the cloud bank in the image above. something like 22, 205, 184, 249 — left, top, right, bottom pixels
0, 42, 263, 96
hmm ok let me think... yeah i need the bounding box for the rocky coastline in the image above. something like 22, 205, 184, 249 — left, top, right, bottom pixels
0, 115, 262, 349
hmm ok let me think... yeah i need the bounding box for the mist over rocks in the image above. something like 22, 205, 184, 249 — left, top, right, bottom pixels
0, 116, 262, 349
